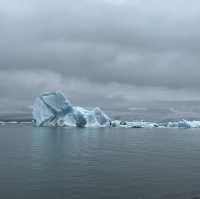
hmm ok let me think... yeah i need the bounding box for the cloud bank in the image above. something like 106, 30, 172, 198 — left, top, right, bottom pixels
0, 0, 200, 111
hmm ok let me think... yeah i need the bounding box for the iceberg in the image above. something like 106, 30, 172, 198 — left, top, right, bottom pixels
32, 92, 111, 127
111, 120, 159, 128
32, 92, 200, 129
166, 120, 200, 128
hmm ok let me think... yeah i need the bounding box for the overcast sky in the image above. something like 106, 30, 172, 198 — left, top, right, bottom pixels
1, 0, 200, 112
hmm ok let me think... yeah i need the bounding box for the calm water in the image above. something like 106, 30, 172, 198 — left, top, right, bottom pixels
0, 124, 200, 199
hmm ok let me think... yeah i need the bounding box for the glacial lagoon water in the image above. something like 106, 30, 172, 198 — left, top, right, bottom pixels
0, 124, 200, 199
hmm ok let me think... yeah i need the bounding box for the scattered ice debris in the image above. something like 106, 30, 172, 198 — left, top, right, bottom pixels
31, 92, 200, 129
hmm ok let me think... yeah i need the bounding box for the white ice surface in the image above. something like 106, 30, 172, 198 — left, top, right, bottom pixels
32, 92, 111, 127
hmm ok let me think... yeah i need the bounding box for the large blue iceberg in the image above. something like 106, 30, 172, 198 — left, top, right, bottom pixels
32, 92, 111, 127
32, 92, 200, 129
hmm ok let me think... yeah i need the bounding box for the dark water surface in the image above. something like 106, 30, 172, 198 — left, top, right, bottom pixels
0, 125, 200, 199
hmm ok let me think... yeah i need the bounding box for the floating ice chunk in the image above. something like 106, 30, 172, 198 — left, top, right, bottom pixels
33, 92, 73, 126
111, 120, 122, 127
111, 120, 158, 128
166, 120, 200, 128
32, 92, 111, 127
33, 92, 74, 126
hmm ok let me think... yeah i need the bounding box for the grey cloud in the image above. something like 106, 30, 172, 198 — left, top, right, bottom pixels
0, 0, 200, 111
0, 70, 200, 113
